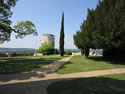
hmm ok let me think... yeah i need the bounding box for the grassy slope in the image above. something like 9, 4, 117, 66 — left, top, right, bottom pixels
57, 55, 125, 74
0, 55, 68, 74
47, 73, 125, 94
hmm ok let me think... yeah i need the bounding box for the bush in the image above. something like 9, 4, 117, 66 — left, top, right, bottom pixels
66, 51, 72, 55
43, 48, 55, 55
54, 49, 59, 54
37, 43, 55, 55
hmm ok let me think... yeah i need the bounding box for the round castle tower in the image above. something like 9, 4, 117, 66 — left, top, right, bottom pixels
41, 34, 55, 48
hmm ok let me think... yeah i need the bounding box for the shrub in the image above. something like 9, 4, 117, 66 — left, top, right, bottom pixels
43, 48, 55, 55
54, 49, 59, 54
37, 43, 55, 55
66, 50, 72, 55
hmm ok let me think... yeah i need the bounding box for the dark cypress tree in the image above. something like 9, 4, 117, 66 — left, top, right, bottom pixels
59, 12, 65, 56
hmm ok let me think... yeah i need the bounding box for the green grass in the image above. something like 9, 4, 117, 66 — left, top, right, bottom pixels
47, 73, 125, 94
0, 55, 68, 74
57, 55, 125, 74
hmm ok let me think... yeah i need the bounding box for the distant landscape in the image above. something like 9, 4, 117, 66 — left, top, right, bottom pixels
0, 48, 36, 54
0, 48, 81, 54
0, 48, 103, 55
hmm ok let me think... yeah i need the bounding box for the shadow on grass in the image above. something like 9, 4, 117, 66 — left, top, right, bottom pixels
87, 56, 125, 65
47, 77, 125, 94
0, 58, 60, 74
0, 76, 125, 94
0, 56, 68, 82
87, 56, 106, 62
0, 55, 69, 74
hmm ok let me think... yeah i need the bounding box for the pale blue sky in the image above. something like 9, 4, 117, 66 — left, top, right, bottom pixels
1, 0, 99, 49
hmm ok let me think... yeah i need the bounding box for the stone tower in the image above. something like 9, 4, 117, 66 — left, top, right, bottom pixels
41, 34, 55, 48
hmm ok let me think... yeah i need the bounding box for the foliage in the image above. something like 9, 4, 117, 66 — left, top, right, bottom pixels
59, 12, 65, 56
14, 21, 37, 38
54, 49, 59, 54
73, 21, 91, 57
0, 0, 37, 44
0, 0, 18, 43
74, 0, 125, 61
37, 43, 55, 55
103, 48, 125, 63
65, 50, 72, 55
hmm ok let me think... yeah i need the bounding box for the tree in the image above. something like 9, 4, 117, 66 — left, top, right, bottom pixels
0, 0, 18, 43
74, 0, 125, 62
74, 20, 90, 57
14, 21, 37, 38
73, 31, 86, 55
0, 0, 37, 44
59, 12, 65, 56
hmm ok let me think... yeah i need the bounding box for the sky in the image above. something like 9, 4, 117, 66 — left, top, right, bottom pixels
1, 0, 99, 49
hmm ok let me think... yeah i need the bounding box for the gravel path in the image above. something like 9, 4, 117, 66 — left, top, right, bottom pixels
0, 56, 73, 85
0, 56, 125, 94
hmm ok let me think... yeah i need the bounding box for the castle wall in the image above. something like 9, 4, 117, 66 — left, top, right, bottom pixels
41, 34, 55, 48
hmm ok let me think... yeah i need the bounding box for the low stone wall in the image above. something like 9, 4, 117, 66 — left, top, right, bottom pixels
0, 54, 34, 57
34, 53, 43, 56
72, 52, 81, 56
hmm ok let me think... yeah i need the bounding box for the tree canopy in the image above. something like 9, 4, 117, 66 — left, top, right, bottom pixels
74, 0, 125, 60
0, 0, 37, 44
0, 0, 18, 43
14, 21, 37, 39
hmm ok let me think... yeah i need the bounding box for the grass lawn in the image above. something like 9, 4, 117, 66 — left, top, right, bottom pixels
0, 55, 68, 74
47, 73, 125, 94
57, 55, 125, 74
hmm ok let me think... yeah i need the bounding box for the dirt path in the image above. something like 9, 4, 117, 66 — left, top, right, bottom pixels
0, 56, 125, 94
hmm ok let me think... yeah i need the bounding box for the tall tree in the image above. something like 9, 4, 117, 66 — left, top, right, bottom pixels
0, 0, 18, 43
59, 12, 65, 56
74, 0, 125, 61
